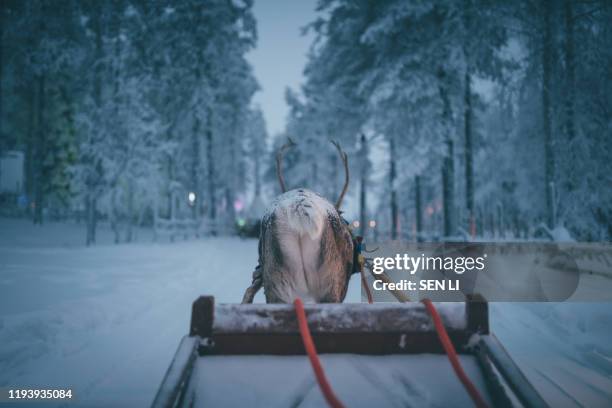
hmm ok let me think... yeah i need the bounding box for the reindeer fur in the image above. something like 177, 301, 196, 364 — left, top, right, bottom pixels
241, 140, 354, 304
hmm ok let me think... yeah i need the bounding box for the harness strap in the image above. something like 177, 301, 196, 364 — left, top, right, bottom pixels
363, 261, 488, 406
358, 255, 374, 304
293, 296, 490, 408
422, 298, 490, 408
294, 298, 346, 408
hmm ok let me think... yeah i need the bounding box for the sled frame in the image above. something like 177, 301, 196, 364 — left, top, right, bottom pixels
152, 296, 548, 408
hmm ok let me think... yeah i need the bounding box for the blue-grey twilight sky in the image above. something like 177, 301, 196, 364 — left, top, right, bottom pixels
247, 0, 318, 136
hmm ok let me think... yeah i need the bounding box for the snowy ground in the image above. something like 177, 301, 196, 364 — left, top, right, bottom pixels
0, 217, 611, 407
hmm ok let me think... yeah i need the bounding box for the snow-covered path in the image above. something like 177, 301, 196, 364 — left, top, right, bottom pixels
0, 218, 611, 407
0, 218, 269, 407
490, 302, 612, 406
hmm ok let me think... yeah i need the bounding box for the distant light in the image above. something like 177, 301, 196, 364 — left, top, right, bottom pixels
234, 199, 244, 212
368, 220, 376, 228
237, 218, 246, 227
188, 192, 196, 206
352, 220, 360, 228
426, 206, 434, 216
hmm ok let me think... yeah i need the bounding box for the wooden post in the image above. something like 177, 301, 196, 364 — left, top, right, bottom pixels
442, 139, 456, 238
190, 296, 214, 338
359, 133, 368, 237
415, 175, 423, 242
389, 136, 399, 240
466, 294, 489, 334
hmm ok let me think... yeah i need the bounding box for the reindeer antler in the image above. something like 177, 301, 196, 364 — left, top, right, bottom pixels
276, 137, 296, 193
330, 140, 349, 209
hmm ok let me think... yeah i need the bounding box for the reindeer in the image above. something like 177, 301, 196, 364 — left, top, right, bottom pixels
241, 139, 355, 304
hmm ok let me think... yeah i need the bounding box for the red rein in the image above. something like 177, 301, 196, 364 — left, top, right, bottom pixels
421, 298, 489, 408
293, 298, 346, 408
293, 297, 489, 408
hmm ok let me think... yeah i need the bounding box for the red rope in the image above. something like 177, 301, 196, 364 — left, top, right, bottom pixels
294, 296, 488, 408
293, 298, 346, 408
421, 298, 490, 408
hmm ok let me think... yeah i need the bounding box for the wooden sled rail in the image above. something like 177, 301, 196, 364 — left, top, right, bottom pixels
189, 296, 489, 355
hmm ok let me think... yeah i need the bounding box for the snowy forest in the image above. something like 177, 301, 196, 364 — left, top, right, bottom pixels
0, 0, 610, 243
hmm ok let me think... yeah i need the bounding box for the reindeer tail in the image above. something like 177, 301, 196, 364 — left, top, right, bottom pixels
286, 194, 326, 240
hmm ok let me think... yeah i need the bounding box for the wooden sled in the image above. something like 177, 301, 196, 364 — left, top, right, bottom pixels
152, 296, 548, 408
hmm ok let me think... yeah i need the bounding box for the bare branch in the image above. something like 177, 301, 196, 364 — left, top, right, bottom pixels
276, 137, 296, 193
330, 140, 349, 209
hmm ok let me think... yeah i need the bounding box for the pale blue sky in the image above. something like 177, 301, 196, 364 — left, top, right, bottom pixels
247, 0, 318, 136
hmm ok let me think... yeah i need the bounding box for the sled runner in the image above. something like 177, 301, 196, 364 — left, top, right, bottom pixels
152, 296, 547, 408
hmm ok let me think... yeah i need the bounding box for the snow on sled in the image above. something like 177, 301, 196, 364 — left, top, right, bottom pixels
151, 296, 548, 408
